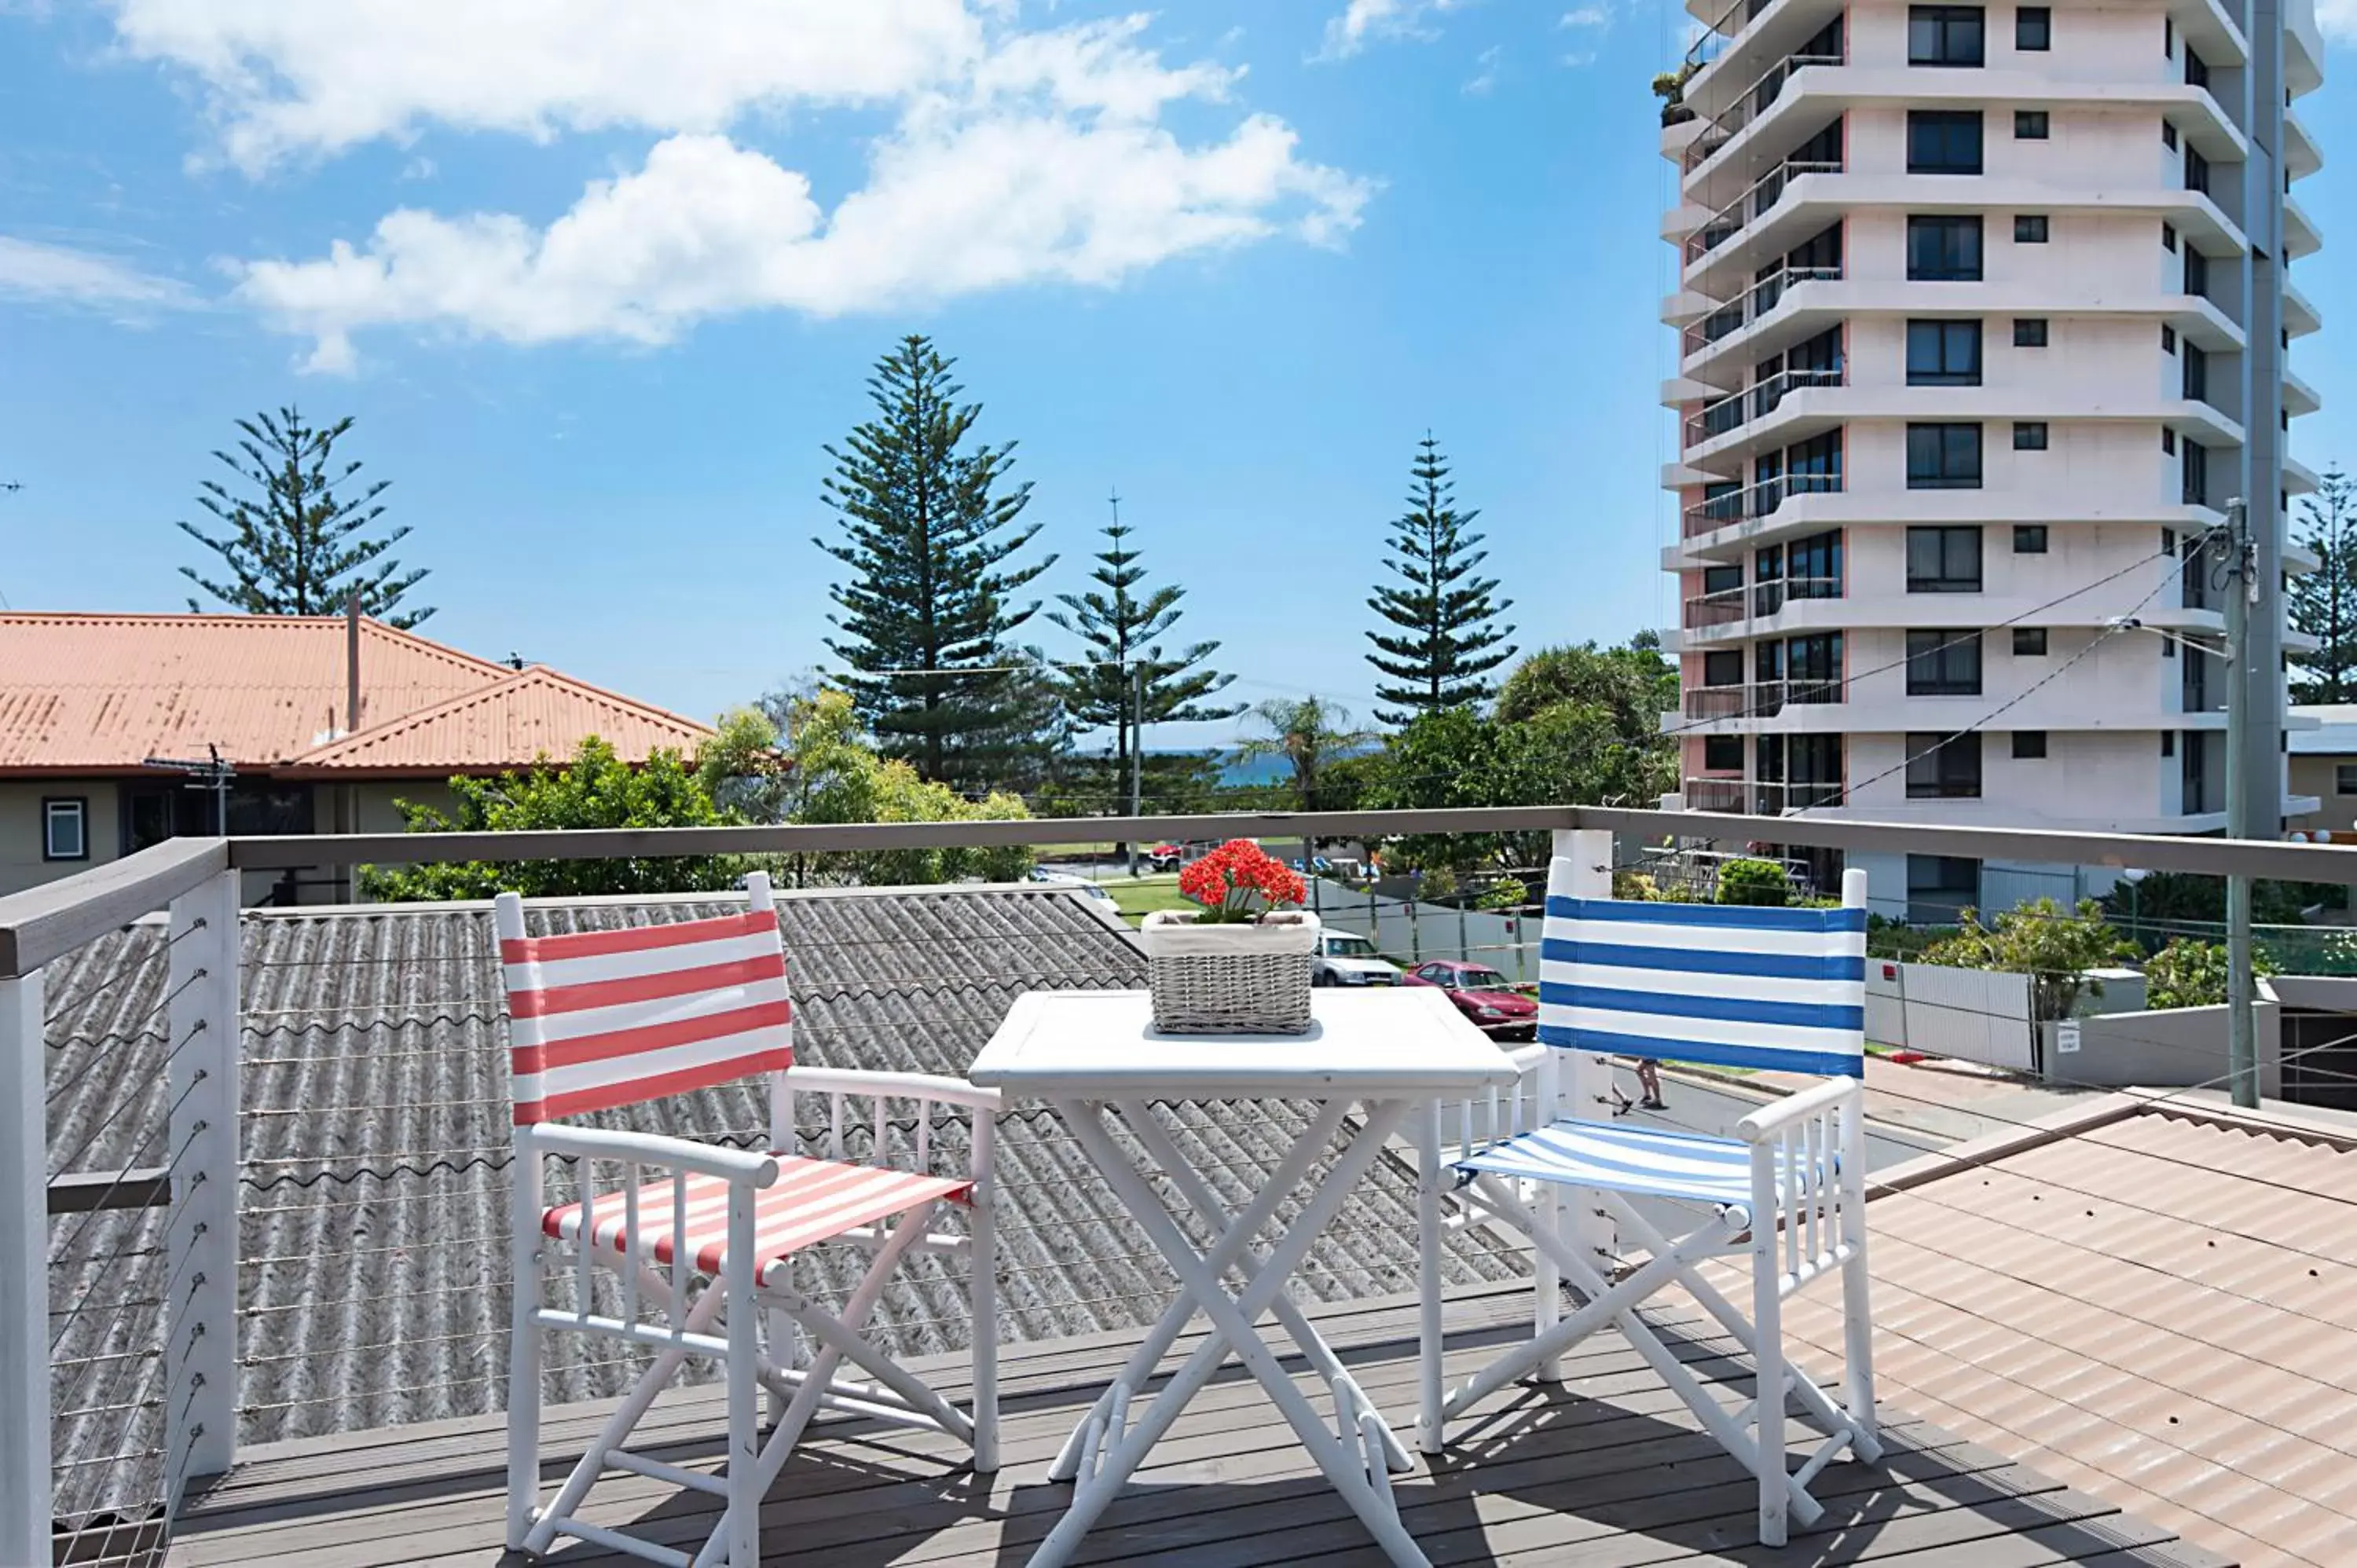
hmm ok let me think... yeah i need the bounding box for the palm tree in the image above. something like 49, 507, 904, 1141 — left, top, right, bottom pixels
1235, 697, 1376, 811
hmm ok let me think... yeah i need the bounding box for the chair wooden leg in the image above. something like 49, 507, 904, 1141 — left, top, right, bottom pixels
1753, 1228, 1788, 1548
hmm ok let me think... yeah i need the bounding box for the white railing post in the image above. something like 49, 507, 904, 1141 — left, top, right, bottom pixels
1558, 830, 1619, 1278
1, 965, 50, 1568
167, 870, 240, 1493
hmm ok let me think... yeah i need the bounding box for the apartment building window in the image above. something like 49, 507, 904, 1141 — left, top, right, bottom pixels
2162, 121, 2179, 151
1788, 632, 1843, 702
1788, 529, 1843, 593
2014, 421, 2049, 450
1907, 423, 1984, 489
1703, 650, 1743, 687
1908, 215, 1983, 279
2185, 49, 2209, 89
2161, 731, 2176, 757
1703, 735, 1744, 771
43, 797, 88, 862
1908, 855, 1981, 922
1787, 430, 1843, 493
2182, 439, 2209, 506
1789, 734, 1845, 808
2016, 5, 2051, 49
2014, 110, 2049, 140
2164, 16, 2173, 56
2014, 214, 2048, 243
2183, 343, 2209, 401
1908, 111, 1984, 173
2184, 146, 2209, 195
1910, 5, 1986, 64
2014, 525, 2047, 554
2162, 223, 2177, 251
2013, 317, 2048, 346
2336, 764, 2357, 795
1907, 732, 1984, 797
2014, 627, 2049, 654
1907, 320, 1981, 385
1908, 523, 1984, 590
2162, 427, 2177, 454
2184, 246, 2209, 297
1908, 630, 1983, 694
2161, 324, 2177, 352
2012, 731, 2048, 759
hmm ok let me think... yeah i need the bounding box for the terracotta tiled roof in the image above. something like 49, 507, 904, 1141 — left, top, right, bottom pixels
0, 613, 709, 774
286, 665, 712, 773
1728, 1093, 2357, 1568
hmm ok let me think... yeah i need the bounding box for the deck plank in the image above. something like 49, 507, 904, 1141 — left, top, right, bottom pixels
166, 1288, 2231, 1568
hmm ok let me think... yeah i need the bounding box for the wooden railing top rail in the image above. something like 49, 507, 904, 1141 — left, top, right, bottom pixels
7, 806, 2357, 979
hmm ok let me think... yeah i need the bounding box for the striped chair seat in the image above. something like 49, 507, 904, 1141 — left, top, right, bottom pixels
1456, 1120, 1832, 1211
544, 1156, 972, 1276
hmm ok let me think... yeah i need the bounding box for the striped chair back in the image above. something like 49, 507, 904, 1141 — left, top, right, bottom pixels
496, 873, 794, 1126
1539, 860, 1868, 1079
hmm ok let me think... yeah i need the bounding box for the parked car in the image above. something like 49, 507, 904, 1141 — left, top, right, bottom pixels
1146, 842, 1186, 871
1027, 866, 1119, 910
1403, 960, 1538, 1039
1312, 930, 1402, 987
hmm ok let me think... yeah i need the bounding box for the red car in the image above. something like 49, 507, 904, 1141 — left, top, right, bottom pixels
1403, 961, 1538, 1040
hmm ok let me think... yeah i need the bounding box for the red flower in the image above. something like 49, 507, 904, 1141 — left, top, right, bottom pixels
1178, 839, 1307, 921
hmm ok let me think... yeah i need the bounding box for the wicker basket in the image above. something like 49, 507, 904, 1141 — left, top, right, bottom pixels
1138, 910, 1321, 1035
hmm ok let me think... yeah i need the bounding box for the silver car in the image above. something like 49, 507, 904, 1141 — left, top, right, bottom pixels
1312, 930, 1402, 986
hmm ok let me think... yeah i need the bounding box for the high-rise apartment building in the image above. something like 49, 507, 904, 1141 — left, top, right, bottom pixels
1659, 0, 2325, 915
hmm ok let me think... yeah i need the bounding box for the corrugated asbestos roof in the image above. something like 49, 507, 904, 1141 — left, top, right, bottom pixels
0, 612, 709, 772
1746, 1097, 2357, 1568
42, 885, 1529, 1526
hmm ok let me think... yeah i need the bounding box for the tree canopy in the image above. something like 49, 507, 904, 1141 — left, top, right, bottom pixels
178, 406, 434, 627
817, 335, 1054, 793
1234, 696, 1376, 811
1365, 434, 1516, 725
2289, 464, 2357, 703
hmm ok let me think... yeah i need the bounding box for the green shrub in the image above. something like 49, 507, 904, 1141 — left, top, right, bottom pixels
1717, 858, 1793, 907
2143, 937, 2277, 1010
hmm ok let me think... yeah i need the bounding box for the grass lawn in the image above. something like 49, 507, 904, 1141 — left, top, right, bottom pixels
1107, 876, 1195, 925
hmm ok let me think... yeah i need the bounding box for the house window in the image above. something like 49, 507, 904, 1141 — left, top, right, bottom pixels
1907, 733, 1984, 798
2014, 421, 2049, 450
2337, 764, 2357, 794
1907, 524, 1984, 590
1906, 320, 1982, 386
1908, 215, 1983, 280
1908, 854, 1980, 922
2014, 317, 2048, 346
1907, 630, 1983, 694
42, 797, 88, 862
2014, 626, 2049, 654
1908, 423, 1984, 489
1703, 735, 1745, 771
1910, 5, 1986, 65
2014, 526, 2048, 554
2014, 110, 2049, 140
1908, 111, 1984, 174
2016, 5, 2051, 49
2014, 214, 2048, 243
2013, 731, 2049, 759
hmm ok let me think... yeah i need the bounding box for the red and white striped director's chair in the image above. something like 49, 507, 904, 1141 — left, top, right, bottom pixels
498, 872, 1000, 1568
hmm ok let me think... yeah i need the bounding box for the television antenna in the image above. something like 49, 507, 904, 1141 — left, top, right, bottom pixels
142, 744, 236, 834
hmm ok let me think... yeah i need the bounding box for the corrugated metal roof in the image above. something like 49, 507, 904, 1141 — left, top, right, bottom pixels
0, 613, 708, 773
42, 885, 1529, 1526
1749, 1098, 2357, 1568
285, 665, 712, 771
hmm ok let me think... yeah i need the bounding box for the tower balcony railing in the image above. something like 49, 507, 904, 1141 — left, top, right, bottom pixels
1681, 470, 1842, 537
1683, 0, 1776, 72
1682, 48, 1846, 174
1682, 365, 1843, 450
1681, 263, 1842, 358
1682, 158, 1841, 266
1681, 576, 1842, 629
1681, 676, 1842, 720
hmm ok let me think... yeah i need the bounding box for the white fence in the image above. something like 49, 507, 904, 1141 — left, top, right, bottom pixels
1865, 959, 2036, 1072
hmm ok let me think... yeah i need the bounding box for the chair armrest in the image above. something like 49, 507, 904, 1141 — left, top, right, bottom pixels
779, 1064, 1003, 1114
1505, 1042, 1551, 1077
1734, 1075, 1860, 1145
524, 1123, 779, 1185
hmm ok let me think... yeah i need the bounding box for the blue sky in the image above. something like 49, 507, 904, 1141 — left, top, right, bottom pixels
1, 2, 2348, 752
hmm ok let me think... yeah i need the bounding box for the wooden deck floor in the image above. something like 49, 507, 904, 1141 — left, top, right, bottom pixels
165, 1284, 2231, 1568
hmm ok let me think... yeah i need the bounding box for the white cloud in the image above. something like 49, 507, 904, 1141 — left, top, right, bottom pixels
1318, 0, 1473, 60
1560, 5, 1612, 30
106, 5, 1370, 368
1464, 44, 1501, 94
2320, 0, 2357, 40
0, 235, 191, 309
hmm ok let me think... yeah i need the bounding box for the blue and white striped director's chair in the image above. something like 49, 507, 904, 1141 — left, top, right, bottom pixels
1415, 830, 1880, 1548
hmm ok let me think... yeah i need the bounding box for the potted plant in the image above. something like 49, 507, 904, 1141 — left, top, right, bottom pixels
1140, 838, 1321, 1034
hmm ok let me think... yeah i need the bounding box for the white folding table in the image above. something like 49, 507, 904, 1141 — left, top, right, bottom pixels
969, 987, 1517, 1567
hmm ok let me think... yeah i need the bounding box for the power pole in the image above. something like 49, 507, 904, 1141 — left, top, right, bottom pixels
1127, 660, 1145, 877
2223, 500, 2260, 1109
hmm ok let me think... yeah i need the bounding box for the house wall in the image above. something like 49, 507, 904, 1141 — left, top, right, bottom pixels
0, 781, 123, 899
2288, 757, 2355, 832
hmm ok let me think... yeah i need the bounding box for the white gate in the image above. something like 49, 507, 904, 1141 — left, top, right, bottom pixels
1866, 959, 2036, 1072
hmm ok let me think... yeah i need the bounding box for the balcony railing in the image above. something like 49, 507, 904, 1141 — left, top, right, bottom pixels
1683, 158, 1841, 266
1682, 676, 1841, 719
1683, 49, 1846, 173
1681, 264, 1842, 359
12, 807, 2355, 1567
1682, 365, 1843, 449
1681, 469, 1842, 537
1681, 575, 1842, 629
1684, 0, 1776, 71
